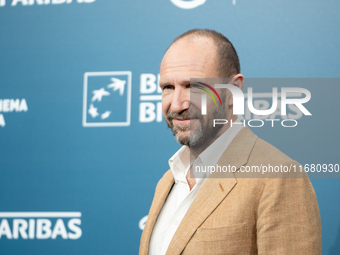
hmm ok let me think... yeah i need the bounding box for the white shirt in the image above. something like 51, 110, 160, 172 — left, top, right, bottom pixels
148, 122, 243, 255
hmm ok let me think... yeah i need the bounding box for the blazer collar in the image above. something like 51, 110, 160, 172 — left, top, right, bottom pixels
139, 170, 174, 255
165, 126, 258, 255
139, 126, 258, 255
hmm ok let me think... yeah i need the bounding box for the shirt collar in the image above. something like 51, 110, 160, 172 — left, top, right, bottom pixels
169, 146, 190, 184
199, 119, 243, 170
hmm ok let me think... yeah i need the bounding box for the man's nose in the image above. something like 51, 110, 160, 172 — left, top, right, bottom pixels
170, 87, 190, 113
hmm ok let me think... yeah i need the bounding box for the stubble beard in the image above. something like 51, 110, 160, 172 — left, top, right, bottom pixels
166, 104, 226, 149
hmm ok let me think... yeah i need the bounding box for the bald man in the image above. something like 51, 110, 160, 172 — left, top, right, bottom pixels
139, 29, 321, 255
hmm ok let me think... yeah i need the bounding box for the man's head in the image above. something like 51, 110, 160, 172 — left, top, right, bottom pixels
172, 29, 240, 78
159, 29, 244, 152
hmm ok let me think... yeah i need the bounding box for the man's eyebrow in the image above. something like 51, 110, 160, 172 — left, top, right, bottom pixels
159, 82, 171, 87
159, 80, 191, 87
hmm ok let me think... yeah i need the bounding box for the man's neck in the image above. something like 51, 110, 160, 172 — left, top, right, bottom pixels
186, 115, 239, 189
186, 167, 196, 191
190, 115, 237, 157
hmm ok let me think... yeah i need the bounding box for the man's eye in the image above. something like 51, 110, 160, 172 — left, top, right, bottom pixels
163, 85, 173, 90
186, 84, 192, 89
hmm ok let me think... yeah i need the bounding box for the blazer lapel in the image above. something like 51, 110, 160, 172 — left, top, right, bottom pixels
140, 170, 174, 255
165, 126, 258, 255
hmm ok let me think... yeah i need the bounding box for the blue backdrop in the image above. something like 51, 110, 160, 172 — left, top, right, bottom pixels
0, 0, 339, 254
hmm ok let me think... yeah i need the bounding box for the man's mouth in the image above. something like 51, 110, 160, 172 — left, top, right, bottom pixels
172, 118, 200, 125
173, 118, 190, 125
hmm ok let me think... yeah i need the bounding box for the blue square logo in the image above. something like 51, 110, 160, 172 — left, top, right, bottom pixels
82, 71, 132, 127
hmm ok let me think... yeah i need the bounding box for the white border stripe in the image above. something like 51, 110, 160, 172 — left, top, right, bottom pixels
0, 212, 81, 218
140, 95, 162, 101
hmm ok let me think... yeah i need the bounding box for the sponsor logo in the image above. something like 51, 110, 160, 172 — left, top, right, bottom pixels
82, 71, 132, 127
0, 98, 28, 127
0, 212, 82, 240
0, 0, 95, 7
170, 0, 206, 9
82, 71, 164, 127
139, 73, 162, 123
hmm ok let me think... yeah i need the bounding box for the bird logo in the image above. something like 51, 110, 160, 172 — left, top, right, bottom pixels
107, 77, 126, 96
83, 71, 131, 127
87, 77, 126, 120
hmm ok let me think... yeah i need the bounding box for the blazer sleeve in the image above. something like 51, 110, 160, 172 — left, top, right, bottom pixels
256, 173, 322, 254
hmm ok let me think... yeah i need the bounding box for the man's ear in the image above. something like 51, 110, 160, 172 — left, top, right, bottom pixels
232, 74, 244, 91
228, 74, 244, 106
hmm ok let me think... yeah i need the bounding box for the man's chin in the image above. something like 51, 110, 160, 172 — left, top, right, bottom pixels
174, 130, 189, 139
175, 136, 190, 146
170, 128, 189, 145
173, 127, 204, 147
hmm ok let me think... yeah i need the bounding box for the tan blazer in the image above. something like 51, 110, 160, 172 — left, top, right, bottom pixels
140, 127, 322, 255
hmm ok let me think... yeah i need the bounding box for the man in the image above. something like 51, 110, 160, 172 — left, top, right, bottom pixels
140, 29, 321, 255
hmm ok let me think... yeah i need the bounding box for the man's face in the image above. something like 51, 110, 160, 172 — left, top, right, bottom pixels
159, 37, 228, 148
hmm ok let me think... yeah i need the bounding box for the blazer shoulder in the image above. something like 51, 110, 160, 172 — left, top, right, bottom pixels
240, 137, 309, 178
249, 137, 295, 164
